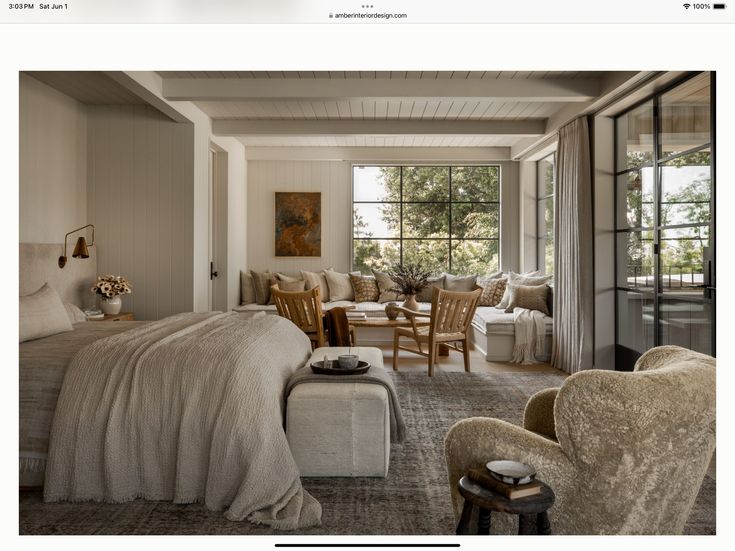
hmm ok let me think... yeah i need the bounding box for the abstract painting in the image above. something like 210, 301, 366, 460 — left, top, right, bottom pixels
274, 192, 321, 257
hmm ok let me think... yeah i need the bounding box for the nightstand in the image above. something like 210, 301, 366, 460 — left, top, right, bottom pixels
89, 312, 134, 322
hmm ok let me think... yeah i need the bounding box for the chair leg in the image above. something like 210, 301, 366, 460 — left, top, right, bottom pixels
428, 343, 435, 377
392, 332, 399, 371
463, 338, 471, 372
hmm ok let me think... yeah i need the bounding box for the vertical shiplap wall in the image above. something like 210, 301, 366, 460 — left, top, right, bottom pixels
247, 160, 352, 273
87, 105, 195, 320
19, 73, 88, 243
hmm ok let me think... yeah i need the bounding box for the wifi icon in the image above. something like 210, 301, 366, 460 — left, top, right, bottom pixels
683, 2, 691, 7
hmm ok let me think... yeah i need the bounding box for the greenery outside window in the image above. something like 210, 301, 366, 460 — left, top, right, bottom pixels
352, 166, 500, 275
537, 153, 555, 275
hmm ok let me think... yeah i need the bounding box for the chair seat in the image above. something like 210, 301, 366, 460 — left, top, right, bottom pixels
396, 325, 466, 343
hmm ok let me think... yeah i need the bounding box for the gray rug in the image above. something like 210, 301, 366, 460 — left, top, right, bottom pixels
19, 370, 715, 535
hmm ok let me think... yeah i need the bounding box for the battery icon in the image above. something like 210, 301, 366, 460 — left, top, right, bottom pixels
713, 3, 726, 8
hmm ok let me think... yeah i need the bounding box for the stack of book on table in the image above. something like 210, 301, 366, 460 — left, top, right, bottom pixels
468, 467, 542, 499
345, 311, 367, 320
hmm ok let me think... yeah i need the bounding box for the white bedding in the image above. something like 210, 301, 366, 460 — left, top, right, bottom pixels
44, 311, 320, 529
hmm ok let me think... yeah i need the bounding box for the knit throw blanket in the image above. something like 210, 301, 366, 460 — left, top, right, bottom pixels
510, 307, 547, 364
44, 312, 321, 530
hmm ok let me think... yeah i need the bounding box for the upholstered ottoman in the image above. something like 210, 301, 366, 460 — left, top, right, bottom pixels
286, 347, 390, 477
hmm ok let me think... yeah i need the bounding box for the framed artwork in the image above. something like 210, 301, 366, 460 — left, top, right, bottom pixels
274, 192, 322, 257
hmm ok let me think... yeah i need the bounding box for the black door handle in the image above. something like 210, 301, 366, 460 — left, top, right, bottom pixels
210, 262, 218, 280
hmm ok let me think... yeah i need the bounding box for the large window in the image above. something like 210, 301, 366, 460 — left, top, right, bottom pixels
614, 72, 714, 368
352, 166, 500, 274
536, 153, 555, 275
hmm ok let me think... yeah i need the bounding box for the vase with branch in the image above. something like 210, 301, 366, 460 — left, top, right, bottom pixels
387, 264, 431, 313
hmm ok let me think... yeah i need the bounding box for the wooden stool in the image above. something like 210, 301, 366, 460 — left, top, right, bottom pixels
456, 475, 555, 535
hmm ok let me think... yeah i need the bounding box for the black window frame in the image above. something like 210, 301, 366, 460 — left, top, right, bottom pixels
351, 164, 502, 273
613, 71, 715, 368
536, 152, 555, 275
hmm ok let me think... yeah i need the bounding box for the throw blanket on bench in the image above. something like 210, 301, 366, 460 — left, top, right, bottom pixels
285, 364, 407, 444
44, 312, 321, 530
510, 307, 546, 364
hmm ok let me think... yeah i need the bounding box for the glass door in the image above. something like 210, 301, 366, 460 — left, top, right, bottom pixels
614, 73, 714, 370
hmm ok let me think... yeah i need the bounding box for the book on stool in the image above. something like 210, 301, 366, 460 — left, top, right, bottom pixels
468, 467, 543, 500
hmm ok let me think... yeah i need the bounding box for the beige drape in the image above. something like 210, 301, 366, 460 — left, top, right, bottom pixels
551, 117, 594, 374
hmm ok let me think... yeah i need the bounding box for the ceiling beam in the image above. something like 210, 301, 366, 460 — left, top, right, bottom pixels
242, 146, 511, 162
163, 77, 601, 103
213, 119, 545, 137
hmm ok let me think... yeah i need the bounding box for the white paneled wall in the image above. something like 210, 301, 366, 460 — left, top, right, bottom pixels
247, 161, 352, 273
19, 74, 88, 243
87, 105, 195, 320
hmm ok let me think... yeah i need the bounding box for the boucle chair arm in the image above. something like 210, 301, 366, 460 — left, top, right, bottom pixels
523, 387, 560, 441
444, 417, 573, 521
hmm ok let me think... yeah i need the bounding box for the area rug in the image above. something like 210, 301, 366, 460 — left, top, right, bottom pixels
19, 370, 715, 535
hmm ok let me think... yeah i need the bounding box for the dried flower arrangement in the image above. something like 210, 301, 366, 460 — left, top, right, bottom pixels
387, 264, 432, 296
91, 275, 132, 299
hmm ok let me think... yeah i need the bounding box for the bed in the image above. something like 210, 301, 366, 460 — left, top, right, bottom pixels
19, 244, 320, 530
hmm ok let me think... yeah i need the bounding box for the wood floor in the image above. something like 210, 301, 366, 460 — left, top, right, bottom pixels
378, 344, 566, 376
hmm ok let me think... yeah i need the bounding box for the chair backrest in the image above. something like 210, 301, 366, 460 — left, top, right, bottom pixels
552, 345, 715, 534
271, 285, 323, 336
429, 287, 481, 337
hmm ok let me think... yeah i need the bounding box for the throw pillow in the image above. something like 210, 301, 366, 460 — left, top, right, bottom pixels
497, 271, 553, 309
301, 269, 330, 302
20, 283, 74, 343
324, 269, 358, 302
444, 273, 478, 292
278, 279, 306, 292
504, 283, 551, 316
417, 275, 445, 302
372, 269, 404, 303
276, 273, 301, 283
240, 271, 256, 304
476, 276, 507, 307
250, 270, 278, 305
64, 302, 87, 323
349, 273, 380, 302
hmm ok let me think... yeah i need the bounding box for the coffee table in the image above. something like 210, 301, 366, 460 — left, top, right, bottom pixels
348, 318, 449, 356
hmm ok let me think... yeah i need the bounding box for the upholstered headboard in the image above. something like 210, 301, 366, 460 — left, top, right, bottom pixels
19, 243, 97, 308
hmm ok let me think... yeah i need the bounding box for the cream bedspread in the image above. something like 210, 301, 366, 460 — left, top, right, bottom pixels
43, 312, 320, 529
20, 320, 147, 483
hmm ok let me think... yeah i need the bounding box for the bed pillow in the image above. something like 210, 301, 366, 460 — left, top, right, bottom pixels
349, 273, 380, 302
497, 272, 553, 309
324, 269, 359, 302
476, 276, 507, 307
301, 269, 331, 302
504, 283, 551, 316
417, 275, 445, 303
20, 283, 74, 343
250, 270, 278, 305
372, 269, 404, 303
444, 273, 478, 292
240, 271, 256, 304
64, 303, 88, 323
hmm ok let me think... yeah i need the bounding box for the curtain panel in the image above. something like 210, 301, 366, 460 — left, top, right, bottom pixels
551, 117, 594, 374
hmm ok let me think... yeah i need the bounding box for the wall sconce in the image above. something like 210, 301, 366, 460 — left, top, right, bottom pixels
58, 224, 95, 268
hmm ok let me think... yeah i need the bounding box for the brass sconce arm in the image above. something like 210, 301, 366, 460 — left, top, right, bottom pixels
58, 224, 95, 269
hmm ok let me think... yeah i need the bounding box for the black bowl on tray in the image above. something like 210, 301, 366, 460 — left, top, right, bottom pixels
311, 360, 371, 375
486, 460, 537, 486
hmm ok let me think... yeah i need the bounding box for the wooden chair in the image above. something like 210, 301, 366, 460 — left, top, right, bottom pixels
271, 285, 356, 349
272, 286, 327, 349
392, 287, 481, 376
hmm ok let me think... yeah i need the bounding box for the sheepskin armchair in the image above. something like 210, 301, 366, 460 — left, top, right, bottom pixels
444, 345, 715, 535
